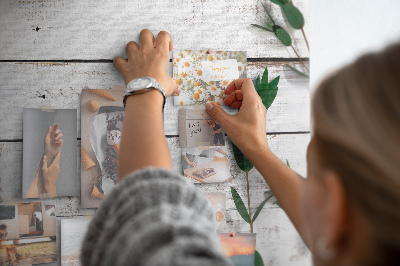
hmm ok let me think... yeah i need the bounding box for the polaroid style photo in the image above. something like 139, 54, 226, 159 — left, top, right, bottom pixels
61, 218, 92, 265
173, 49, 247, 105
181, 145, 231, 183
80, 88, 125, 208
219, 233, 257, 266
22, 108, 77, 199
205, 193, 227, 231
179, 109, 226, 148
0, 202, 57, 265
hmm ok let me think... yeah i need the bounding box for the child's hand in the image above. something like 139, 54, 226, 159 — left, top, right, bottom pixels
113, 29, 180, 97
205, 78, 268, 155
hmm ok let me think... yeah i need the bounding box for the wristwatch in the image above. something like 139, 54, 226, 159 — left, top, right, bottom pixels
123, 77, 166, 110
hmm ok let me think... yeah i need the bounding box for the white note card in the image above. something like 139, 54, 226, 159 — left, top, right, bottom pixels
199, 59, 239, 82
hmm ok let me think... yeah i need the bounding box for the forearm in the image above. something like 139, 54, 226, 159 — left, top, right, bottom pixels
26, 155, 46, 198
118, 90, 172, 181
26, 168, 41, 198
243, 143, 307, 242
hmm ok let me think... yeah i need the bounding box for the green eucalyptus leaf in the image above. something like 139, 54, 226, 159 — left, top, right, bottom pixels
285, 64, 309, 78
254, 75, 261, 95
251, 24, 273, 33
252, 194, 274, 223
260, 67, 269, 99
275, 200, 283, 208
268, 75, 280, 91
262, 76, 280, 109
262, 3, 276, 25
266, 190, 274, 196
255, 250, 265, 266
269, 0, 286, 6
282, 4, 305, 29
275, 27, 292, 46
232, 142, 253, 172
231, 187, 251, 223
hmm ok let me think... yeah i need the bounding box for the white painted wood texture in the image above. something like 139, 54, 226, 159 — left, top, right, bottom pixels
0, 61, 310, 139
0, 0, 311, 265
0, 134, 310, 266
0, 0, 309, 60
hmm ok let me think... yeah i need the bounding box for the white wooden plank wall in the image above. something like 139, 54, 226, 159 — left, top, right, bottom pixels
0, 0, 309, 59
0, 62, 310, 139
0, 0, 311, 265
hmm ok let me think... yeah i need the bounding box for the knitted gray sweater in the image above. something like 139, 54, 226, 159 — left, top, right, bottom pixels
81, 167, 232, 266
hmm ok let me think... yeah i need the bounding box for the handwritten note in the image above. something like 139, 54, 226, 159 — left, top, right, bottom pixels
188, 121, 202, 137
199, 59, 239, 82
173, 50, 247, 105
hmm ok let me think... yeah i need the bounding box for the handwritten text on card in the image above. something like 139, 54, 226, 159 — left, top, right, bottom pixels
199, 59, 239, 82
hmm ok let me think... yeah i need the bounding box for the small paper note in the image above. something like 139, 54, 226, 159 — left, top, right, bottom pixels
173, 49, 247, 106
199, 59, 239, 82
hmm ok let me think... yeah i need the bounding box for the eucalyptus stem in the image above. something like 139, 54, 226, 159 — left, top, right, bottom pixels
246, 169, 253, 233
301, 27, 309, 51
291, 44, 309, 73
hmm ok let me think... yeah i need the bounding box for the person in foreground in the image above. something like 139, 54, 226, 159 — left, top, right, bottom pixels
81, 29, 400, 266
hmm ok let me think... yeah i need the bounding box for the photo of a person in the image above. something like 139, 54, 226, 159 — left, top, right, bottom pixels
201, 113, 225, 146
26, 124, 63, 198
0, 224, 26, 263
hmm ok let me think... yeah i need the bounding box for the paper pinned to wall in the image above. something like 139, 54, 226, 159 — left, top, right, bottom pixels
173, 49, 247, 106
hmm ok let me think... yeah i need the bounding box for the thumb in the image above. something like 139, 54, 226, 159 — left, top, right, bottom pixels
45, 126, 52, 138
205, 102, 231, 127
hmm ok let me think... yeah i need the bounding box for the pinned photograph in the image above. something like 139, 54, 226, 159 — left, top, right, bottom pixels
61, 218, 92, 265
182, 146, 231, 183
23, 108, 77, 199
0, 202, 57, 265
219, 233, 257, 266
173, 49, 247, 105
179, 109, 226, 148
205, 193, 226, 231
81, 88, 125, 208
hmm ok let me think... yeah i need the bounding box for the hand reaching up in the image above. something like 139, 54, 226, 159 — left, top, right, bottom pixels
44, 124, 63, 165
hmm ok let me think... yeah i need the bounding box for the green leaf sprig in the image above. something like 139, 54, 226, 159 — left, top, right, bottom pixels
252, 4, 292, 47
255, 250, 265, 266
252, 2, 309, 77
230, 66, 280, 233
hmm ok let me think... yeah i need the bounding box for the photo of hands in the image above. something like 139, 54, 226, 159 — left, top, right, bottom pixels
182, 146, 231, 183
22, 108, 78, 199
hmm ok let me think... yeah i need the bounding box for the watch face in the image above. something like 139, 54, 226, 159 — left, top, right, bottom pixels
131, 77, 151, 90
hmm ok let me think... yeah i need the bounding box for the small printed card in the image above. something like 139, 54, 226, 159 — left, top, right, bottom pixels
219, 233, 257, 266
178, 109, 226, 148
205, 193, 227, 231
0, 202, 57, 265
173, 49, 247, 106
23, 108, 78, 199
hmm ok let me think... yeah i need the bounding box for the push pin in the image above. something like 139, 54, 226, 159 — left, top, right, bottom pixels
230, 232, 235, 237
206, 49, 211, 54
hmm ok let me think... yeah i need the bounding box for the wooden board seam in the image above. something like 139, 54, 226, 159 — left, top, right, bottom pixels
0, 58, 310, 63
